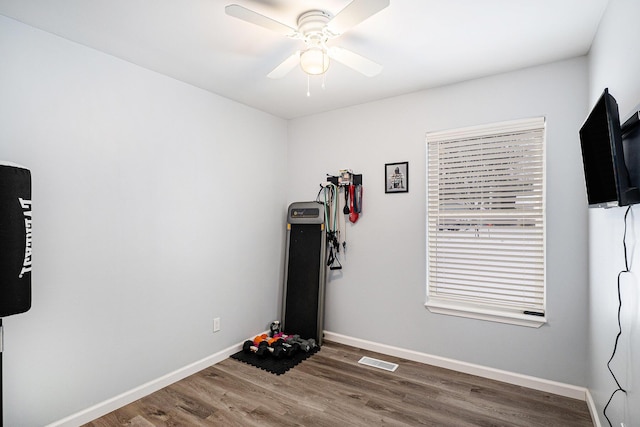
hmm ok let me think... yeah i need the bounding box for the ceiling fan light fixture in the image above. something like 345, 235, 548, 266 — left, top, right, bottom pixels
226, 1, 389, 79
300, 47, 330, 75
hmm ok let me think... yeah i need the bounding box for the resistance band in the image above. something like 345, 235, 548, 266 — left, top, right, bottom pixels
322, 184, 342, 270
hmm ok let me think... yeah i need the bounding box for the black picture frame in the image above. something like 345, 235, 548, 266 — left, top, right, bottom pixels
385, 162, 408, 193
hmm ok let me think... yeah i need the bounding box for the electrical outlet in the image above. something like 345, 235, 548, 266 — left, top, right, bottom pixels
213, 317, 221, 333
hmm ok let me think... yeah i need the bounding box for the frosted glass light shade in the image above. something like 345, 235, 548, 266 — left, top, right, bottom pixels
300, 48, 329, 75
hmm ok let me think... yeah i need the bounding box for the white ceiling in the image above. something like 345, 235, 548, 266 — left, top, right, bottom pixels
0, 0, 609, 119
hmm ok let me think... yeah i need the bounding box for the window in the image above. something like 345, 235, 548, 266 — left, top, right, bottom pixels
426, 117, 546, 327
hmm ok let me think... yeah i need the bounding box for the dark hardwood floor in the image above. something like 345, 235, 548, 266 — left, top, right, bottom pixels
84, 341, 593, 426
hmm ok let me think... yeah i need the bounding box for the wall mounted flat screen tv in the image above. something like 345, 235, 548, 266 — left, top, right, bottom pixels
579, 88, 640, 208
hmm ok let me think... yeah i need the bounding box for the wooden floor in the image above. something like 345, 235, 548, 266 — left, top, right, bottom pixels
84, 341, 593, 426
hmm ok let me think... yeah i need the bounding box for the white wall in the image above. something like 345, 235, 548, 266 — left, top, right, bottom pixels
288, 57, 590, 385
0, 16, 287, 426
2, 5, 623, 425
587, 0, 640, 425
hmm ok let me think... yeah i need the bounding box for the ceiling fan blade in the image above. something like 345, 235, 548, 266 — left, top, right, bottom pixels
327, 0, 390, 35
267, 51, 301, 79
225, 4, 297, 37
327, 47, 382, 77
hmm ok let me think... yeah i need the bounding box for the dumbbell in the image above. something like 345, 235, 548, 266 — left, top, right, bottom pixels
281, 340, 300, 357
263, 337, 283, 358
267, 337, 299, 358
247, 336, 287, 358
244, 334, 274, 356
284, 335, 317, 352
242, 340, 268, 356
288, 341, 301, 356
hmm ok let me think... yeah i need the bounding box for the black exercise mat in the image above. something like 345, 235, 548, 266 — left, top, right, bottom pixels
230, 346, 320, 375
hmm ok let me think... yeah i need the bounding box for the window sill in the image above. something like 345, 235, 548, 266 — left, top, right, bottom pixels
425, 300, 546, 328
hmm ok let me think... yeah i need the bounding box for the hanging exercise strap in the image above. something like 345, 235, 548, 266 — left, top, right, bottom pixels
323, 184, 342, 270
348, 184, 363, 223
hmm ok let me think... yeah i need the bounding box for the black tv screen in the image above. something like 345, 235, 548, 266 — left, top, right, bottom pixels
579, 88, 639, 208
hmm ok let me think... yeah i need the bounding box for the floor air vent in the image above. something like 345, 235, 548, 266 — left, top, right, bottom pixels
357, 356, 399, 372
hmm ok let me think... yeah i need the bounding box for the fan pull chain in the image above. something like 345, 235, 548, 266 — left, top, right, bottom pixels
307, 75, 311, 97
322, 72, 326, 90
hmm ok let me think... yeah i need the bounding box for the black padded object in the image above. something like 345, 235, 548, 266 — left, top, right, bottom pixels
284, 224, 322, 342
230, 346, 320, 375
0, 164, 32, 317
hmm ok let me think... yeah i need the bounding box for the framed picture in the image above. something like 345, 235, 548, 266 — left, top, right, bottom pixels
385, 162, 408, 193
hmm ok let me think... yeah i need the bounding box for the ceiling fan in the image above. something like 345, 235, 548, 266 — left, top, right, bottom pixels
225, 0, 390, 79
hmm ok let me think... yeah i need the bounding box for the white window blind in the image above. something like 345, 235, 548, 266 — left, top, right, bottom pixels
426, 117, 546, 327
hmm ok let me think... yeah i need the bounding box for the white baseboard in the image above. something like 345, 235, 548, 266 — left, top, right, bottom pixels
49, 331, 599, 427
585, 389, 602, 427
46, 341, 243, 427
323, 331, 589, 401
